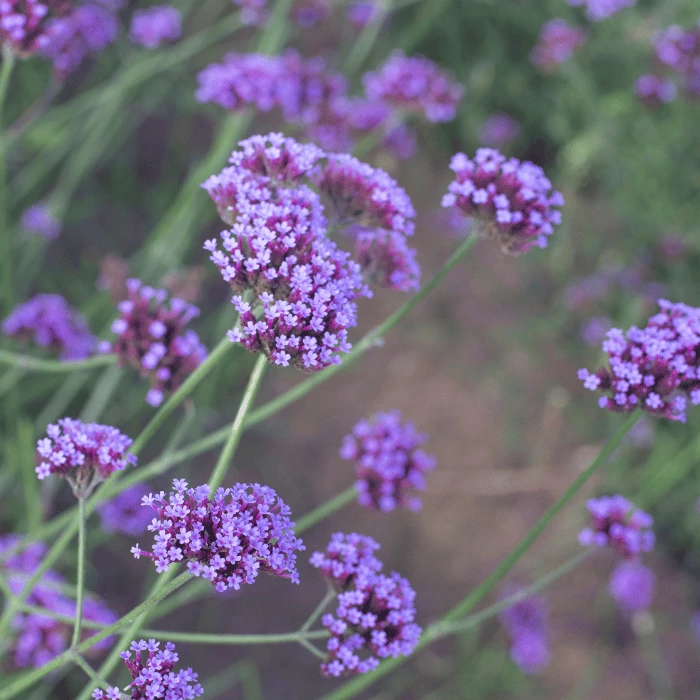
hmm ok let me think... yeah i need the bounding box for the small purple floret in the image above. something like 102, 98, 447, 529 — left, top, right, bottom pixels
499, 587, 550, 674
609, 561, 655, 612
531, 19, 586, 70
129, 5, 181, 48
21, 203, 61, 240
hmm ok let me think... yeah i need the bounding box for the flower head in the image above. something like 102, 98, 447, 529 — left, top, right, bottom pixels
0, 0, 71, 56
346, 1, 383, 29
609, 561, 655, 612
480, 112, 520, 147
99, 279, 207, 407
442, 149, 564, 255
21, 203, 61, 239
129, 5, 181, 48
568, 0, 636, 22
652, 24, 700, 100
97, 484, 153, 536
499, 587, 550, 674
3, 294, 95, 360
309, 532, 383, 590
132, 480, 305, 592
530, 19, 586, 70
353, 229, 421, 293
635, 74, 677, 107
340, 410, 436, 512
578, 495, 654, 558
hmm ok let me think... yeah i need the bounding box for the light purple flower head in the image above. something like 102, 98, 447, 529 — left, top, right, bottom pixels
340, 410, 436, 512
635, 74, 677, 107
531, 19, 586, 71
442, 148, 564, 255
354, 229, 420, 293
578, 299, 700, 422
97, 483, 153, 536
309, 532, 383, 590
578, 495, 654, 558
568, 0, 636, 22
129, 5, 181, 48
499, 586, 550, 674
363, 50, 463, 123
0, 0, 71, 56
652, 24, 700, 100
3, 294, 95, 360
93, 639, 203, 699
480, 112, 520, 147
131, 480, 305, 592
35, 418, 136, 496
231, 0, 267, 26
609, 561, 655, 612
21, 203, 61, 240
99, 279, 207, 407
346, 1, 382, 29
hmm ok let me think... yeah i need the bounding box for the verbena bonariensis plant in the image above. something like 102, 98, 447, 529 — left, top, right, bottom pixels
0, 1, 695, 698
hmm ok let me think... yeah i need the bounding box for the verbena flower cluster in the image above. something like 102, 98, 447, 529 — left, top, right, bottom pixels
480, 112, 520, 147
608, 561, 655, 612
97, 483, 153, 536
129, 4, 181, 49
93, 639, 203, 699
568, 0, 636, 22
531, 19, 586, 71
499, 588, 550, 674
578, 495, 654, 558
634, 74, 677, 107
442, 148, 564, 255
651, 23, 700, 101
311, 533, 421, 677
21, 202, 61, 239
131, 479, 305, 592
99, 278, 208, 407
0, 536, 116, 669
339, 410, 436, 512
0, 0, 70, 56
578, 299, 700, 422
346, 1, 382, 28
3, 294, 95, 360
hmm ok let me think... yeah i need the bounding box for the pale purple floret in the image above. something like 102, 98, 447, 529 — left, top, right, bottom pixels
609, 561, 655, 612
362, 50, 463, 123
568, 0, 636, 22
354, 228, 421, 292
0, 536, 116, 669
129, 4, 181, 48
21, 203, 61, 240
3, 294, 95, 360
480, 112, 520, 147
499, 587, 550, 674
313, 533, 421, 677
530, 19, 586, 71
635, 74, 677, 107
93, 639, 203, 699
0, 0, 71, 56
442, 148, 564, 255
131, 480, 305, 592
346, 1, 382, 28
340, 410, 436, 512
97, 484, 153, 536
578, 495, 654, 559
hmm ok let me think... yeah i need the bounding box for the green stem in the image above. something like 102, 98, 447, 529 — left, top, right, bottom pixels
0, 45, 15, 319
70, 652, 113, 694
135, 629, 328, 645
294, 487, 357, 534
300, 588, 336, 633
0, 350, 115, 373
71, 498, 87, 647
208, 354, 267, 490
343, 0, 390, 76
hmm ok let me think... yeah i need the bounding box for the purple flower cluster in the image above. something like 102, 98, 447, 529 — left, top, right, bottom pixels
131, 479, 305, 592
608, 561, 655, 612
353, 229, 420, 293
97, 483, 153, 536
568, 0, 636, 22
93, 639, 203, 700
362, 50, 463, 123
579, 495, 654, 558
578, 300, 700, 422
651, 24, 700, 101
21, 203, 61, 240
35, 418, 136, 497
634, 74, 677, 107
99, 278, 207, 407
0, 0, 70, 56
339, 410, 436, 512
231, 0, 266, 26
442, 148, 564, 255
292, 0, 331, 28
311, 533, 421, 677
480, 112, 520, 147
346, 1, 382, 28
499, 588, 550, 674
0, 536, 116, 669
530, 19, 586, 71
3, 294, 95, 360
129, 4, 181, 49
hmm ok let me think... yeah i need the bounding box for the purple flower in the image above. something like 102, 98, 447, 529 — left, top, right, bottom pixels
129, 5, 181, 48
690, 612, 700, 644
35, 418, 136, 496
578, 495, 654, 558
499, 587, 550, 674
363, 50, 463, 123
354, 229, 421, 293
635, 74, 677, 107
292, 0, 331, 27
442, 149, 564, 255
652, 24, 700, 100
21, 203, 61, 240
231, 0, 267, 26
568, 0, 636, 22
97, 484, 153, 536
609, 561, 655, 612
132, 480, 305, 591
93, 639, 203, 699
531, 19, 586, 70
578, 299, 700, 422
340, 410, 436, 512
480, 112, 520, 147
346, 1, 382, 28
309, 532, 383, 590
380, 124, 417, 160
3, 294, 95, 360
0, 536, 116, 669
100, 279, 207, 407
581, 316, 613, 347
0, 0, 71, 56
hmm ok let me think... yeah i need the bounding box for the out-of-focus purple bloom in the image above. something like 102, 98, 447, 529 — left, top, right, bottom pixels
99, 278, 207, 407
652, 24, 700, 100
690, 611, 700, 643
97, 484, 153, 536
363, 50, 463, 123
340, 410, 436, 511
35, 418, 136, 496
531, 19, 586, 70
581, 316, 613, 347
442, 148, 564, 255
499, 587, 550, 674
578, 495, 654, 558
313, 533, 421, 677
568, 0, 636, 22
380, 124, 417, 160
132, 479, 305, 592
93, 639, 203, 699
659, 234, 687, 260
609, 561, 655, 612
3, 294, 95, 360
0, 536, 116, 669
129, 5, 181, 48
0, 0, 70, 56
346, 1, 382, 28
480, 112, 520, 147
635, 74, 677, 107
354, 229, 421, 293
578, 299, 700, 422
21, 203, 61, 240
292, 0, 331, 27
231, 0, 267, 26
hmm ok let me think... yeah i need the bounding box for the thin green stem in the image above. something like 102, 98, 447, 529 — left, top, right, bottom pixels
298, 637, 328, 660
0, 349, 115, 373
208, 354, 268, 490
300, 589, 337, 633
135, 629, 328, 645
0, 45, 15, 318
294, 487, 357, 535
343, 0, 390, 76
70, 652, 113, 694
71, 498, 87, 647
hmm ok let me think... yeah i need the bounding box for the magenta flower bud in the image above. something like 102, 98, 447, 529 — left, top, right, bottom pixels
0, 0, 71, 57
